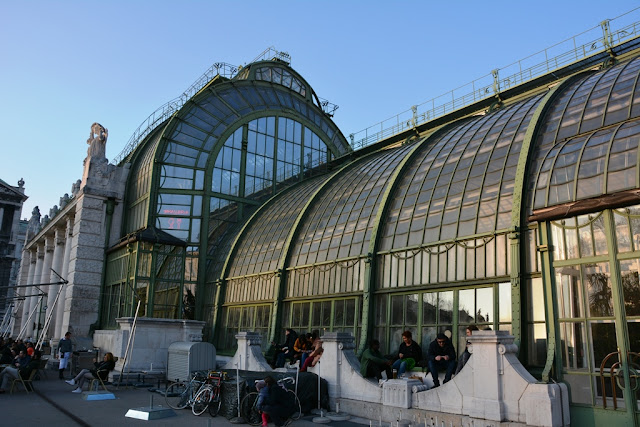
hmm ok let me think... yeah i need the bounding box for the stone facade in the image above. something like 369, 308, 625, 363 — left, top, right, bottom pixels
0, 178, 27, 328
11, 124, 129, 344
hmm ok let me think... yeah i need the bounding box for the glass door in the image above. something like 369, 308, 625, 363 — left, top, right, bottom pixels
550, 210, 640, 425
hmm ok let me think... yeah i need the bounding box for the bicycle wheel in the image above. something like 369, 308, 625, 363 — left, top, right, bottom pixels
287, 389, 302, 420
192, 385, 213, 416
165, 381, 189, 409
240, 391, 261, 426
208, 385, 222, 417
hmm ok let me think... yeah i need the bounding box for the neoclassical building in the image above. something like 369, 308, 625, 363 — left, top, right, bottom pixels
12, 18, 640, 426
0, 178, 27, 323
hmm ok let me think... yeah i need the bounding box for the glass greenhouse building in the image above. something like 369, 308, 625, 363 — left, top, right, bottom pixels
95, 34, 640, 425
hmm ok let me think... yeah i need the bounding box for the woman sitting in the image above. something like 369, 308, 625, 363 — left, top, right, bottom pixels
66, 352, 115, 393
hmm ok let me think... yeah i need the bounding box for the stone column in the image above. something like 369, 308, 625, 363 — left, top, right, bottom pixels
20, 249, 37, 333
63, 194, 106, 339
55, 217, 73, 340
33, 237, 54, 340
45, 227, 65, 338
12, 249, 31, 336
26, 244, 45, 338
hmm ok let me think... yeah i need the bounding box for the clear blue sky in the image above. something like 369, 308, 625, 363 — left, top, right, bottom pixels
1, 1, 638, 220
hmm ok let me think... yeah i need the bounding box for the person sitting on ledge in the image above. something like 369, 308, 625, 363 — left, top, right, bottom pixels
391, 330, 422, 378
455, 325, 479, 375
66, 352, 115, 393
361, 339, 393, 381
427, 333, 456, 387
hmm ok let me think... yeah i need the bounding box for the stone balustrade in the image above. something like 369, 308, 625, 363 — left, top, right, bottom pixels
227, 330, 569, 427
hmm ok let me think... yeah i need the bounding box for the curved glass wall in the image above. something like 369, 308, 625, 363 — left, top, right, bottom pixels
527, 57, 640, 216
532, 119, 640, 211
287, 143, 416, 298
125, 127, 164, 233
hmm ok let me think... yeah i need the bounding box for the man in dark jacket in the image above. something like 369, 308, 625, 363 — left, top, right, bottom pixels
361, 339, 392, 380
427, 333, 456, 387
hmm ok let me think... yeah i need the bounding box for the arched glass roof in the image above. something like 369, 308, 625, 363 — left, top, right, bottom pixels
289, 143, 416, 267
227, 175, 331, 278
380, 94, 543, 251
529, 56, 640, 216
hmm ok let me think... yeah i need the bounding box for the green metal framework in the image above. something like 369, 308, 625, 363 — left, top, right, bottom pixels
100, 42, 640, 427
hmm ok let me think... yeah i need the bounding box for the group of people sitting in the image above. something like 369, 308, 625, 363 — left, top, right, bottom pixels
360, 326, 479, 388
268, 329, 323, 371
0, 338, 42, 393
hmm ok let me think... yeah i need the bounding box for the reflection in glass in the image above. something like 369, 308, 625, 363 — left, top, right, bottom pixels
560, 322, 587, 369
391, 295, 403, 325
498, 282, 512, 323
406, 294, 418, 325
614, 211, 632, 252
528, 323, 547, 367
423, 293, 437, 324
555, 266, 583, 318
459, 289, 475, 324
440, 291, 454, 323
592, 215, 608, 256
590, 322, 617, 369
476, 287, 493, 323
619, 260, 640, 317
584, 263, 613, 317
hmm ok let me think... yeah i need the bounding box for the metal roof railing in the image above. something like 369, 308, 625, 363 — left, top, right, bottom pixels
113, 62, 240, 164
114, 47, 297, 165
348, 7, 640, 150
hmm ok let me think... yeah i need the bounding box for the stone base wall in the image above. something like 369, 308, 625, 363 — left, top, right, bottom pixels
226, 330, 570, 427
93, 317, 205, 374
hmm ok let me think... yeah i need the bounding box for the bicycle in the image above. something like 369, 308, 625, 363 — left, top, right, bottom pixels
165, 371, 207, 410
191, 371, 224, 416
240, 376, 302, 426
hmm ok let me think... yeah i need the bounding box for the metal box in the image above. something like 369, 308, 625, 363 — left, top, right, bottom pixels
167, 341, 216, 382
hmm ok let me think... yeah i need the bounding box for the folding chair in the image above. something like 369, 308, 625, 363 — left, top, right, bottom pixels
89, 369, 111, 391
10, 369, 37, 394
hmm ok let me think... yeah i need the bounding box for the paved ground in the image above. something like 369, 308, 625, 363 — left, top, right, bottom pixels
1, 366, 369, 427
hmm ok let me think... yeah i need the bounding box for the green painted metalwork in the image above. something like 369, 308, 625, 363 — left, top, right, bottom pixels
362, 123, 474, 354
360, 132, 435, 354
509, 76, 587, 349
603, 209, 637, 420
538, 223, 560, 383
270, 162, 354, 344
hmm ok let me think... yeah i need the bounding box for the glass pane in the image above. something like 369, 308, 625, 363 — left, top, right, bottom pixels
498, 282, 512, 323
563, 373, 593, 405
555, 266, 584, 318
560, 322, 587, 369
406, 294, 418, 325
334, 300, 344, 328
375, 295, 387, 325
391, 295, 403, 325
528, 277, 546, 322
620, 260, 640, 317
439, 291, 454, 323
476, 287, 493, 323
615, 212, 632, 253
528, 323, 547, 367
459, 289, 475, 324
584, 263, 613, 317
423, 292, 437, 324
593, 215, 608, 256
590, 321, 617, 370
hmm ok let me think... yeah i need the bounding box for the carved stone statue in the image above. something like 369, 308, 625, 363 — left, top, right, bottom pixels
86, 122, 108, 161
